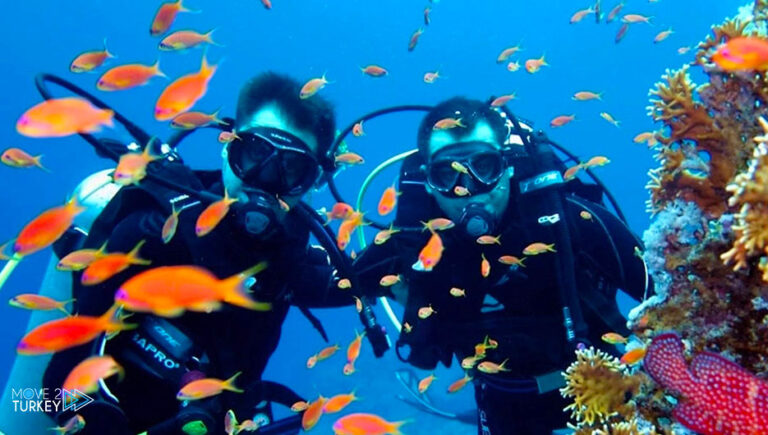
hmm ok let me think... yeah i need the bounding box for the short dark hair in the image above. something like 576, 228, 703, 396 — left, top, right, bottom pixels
416, 97, 507, 159
236, 72, 336, 161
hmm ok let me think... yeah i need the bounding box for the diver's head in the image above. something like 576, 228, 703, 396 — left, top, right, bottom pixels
417, 97, 512, 237
221, 72, 335, 237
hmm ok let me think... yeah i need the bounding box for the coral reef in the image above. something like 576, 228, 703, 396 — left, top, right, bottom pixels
560, 347, 644, 427
563, 2, 768, 433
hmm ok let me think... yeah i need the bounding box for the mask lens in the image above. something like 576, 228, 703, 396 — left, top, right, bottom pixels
469, 151, 504, 184
427, 159, 460, 192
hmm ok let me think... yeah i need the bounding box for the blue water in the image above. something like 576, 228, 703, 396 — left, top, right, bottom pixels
0, 0, 745, 433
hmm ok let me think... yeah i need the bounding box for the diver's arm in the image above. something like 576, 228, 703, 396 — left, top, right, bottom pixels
287, 245, 355, 308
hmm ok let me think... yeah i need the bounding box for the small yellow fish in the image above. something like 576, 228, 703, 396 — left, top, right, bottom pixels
506, 61, 521, 72
600, 112, 620, 127
353, 296, 362, 313
481, 253, 491, 277
433, 117, 465, 130
306, 354, 318, 369
418, 304, 436, 319
337, 278, 352, 289
454, 185, 470, 196
379, 274, 401, 287
579, 211, 593, 220
572, 91, 602, 101
654, 28, 674, 44
522, 242, 556, 256
498, 255, 526, 267
476, 235, 501, 245
421, 218, 455, 232
403, 322, 413, 333
451, 161, 469, 174
374, 225, 400, 245
418, 374, 436, 393
291, 401, 309, 412
584, 156, 611, 167
602, 332, 628, 344
477, 359, 510, 374
449, 287, 466, 297
447, 373, 473, 393
461, 355, 480, 369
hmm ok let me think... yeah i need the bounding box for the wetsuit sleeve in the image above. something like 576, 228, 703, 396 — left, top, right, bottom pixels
351, 239, 404, 299
286, 245, 353, 308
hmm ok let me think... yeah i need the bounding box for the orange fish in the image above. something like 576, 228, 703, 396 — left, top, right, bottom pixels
317, 344, 341, 361
408, 28, 424, 52
620, 347, 646, 365
496, 45, 522, 63
498, 255, 526, 267
402, 322, 413, 333
70, 39, 115, 73
57, 244, 106, 271
337, 221, 354, 251
461, 355, 480, 369
9, 294, 73, 315
115, 263, 270, 317
17, 97, 114, 138
525, 55, 548, 73
162, 205, 183, 244
615, 23, 630, 44
523, 242, 556, 255
454, 184, 469, 195
654, 28, 674, 44
81, 240, 151, 286
50, 414, 86, 435
347, 329, 365, 363
550, 114, 575, 127
378, 186, 399, 216
224, 409, 238, 435
415, 230, 443, 271
379, 274, 401, 287
600, 112, 620, 127
506, 61, 521, 72
150, 0, 195, 36
335, 152, 365, 165
196, 190, 238, 237
302, 396, 327, 431
337, 278, 352, 289
97, 61, 166, 91
423, 71, 441, 83
177, 372, 243, 401
570, 7, 594, 23
218, 130, 240, 144
449, 287, 466, 297
360, 65, 388, 77
291, 401, 309, 412
447, 373, 473, 393
352, 121, 365, 137
418, 373, 436, 393
420, 218, 454, 232
14, 198, 85, 257
424, 7, 431, 25
433, 117, 465, 130
261, 0, 272, 9
633, 132, 656, 145
580, 210, 593, 220
307, 354, 318, 369
332, 413, 408, 435
374, 225, 400, 245
602, 332, 628, 344
477, 359, 510, 374
17, 305, 135, 355
325, 202, 355, 223
353, 296, 363, 313
606, 2, 623, 22
584, 155, 611, 167
622, 14, 652, 24
712, 37, 768, 71
418, 304, 436, 319
113, 145, 158, 186
481, 253, 490, 277
63, 355, 123, 394
160, 29, 218, 51
300, 74, 330, 99
343, 361, 356, 375
572, 91, 602, 101
476, 235, 501, 245
324, 391, 358, 414
171, 110, 225, 129
155, 54, 217, 121
563, 164, 583, 181
236, 420, 259, 432
490, 94, 516, 107
2, 148, 47, 171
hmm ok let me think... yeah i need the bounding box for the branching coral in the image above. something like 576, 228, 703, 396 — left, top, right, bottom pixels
560, 348, 643, 427
722, 117, 768, 281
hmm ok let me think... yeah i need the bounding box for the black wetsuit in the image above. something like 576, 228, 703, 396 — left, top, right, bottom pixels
354, 162, 647, 434
43, 164, 347, 435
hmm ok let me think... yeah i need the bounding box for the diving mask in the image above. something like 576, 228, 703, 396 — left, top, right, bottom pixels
425, 141, 508, 197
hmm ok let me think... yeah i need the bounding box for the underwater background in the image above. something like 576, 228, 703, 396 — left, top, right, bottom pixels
0, 0, 748, 433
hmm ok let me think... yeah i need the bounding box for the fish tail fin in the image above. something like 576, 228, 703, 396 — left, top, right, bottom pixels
200, 51, 218, 78
390, 418, 413, 435
548, 243, 557, 252
223, 371, 244, 393
205, 28, 225, 47
500, 358, 510, 371
103, 38, 116, 58
456, 118, 466, 128
178, 0, 200, 13
33, 155, 51, 172
100, 304, 137, 332
152, 59, 168, 79
47, 426, 67, 434
219, 262, 272, 311
321, 71, 335, 85
102, 109, 115, 127
211, 108, 227, 125
126, 240, 151, 265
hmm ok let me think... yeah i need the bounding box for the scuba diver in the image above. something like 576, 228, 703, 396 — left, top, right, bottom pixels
352, 97, 650, 434
26, 72, 370, 435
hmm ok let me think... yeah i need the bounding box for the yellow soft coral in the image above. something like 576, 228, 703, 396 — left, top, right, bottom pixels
560, 348, 642, 426
722, 116, 768, 281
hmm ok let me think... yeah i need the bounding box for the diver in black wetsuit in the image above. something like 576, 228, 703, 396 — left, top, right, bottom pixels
354, 97, 650, 435
42, 73, 352, 435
